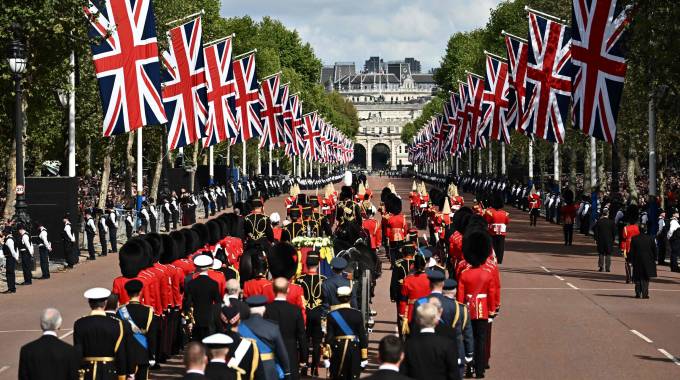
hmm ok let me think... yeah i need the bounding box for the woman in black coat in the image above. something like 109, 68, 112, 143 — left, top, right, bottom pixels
628, 230, 658, 299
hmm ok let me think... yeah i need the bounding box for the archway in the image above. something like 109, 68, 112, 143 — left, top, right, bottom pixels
351, 143, 367, 169
371, 143, 390, 170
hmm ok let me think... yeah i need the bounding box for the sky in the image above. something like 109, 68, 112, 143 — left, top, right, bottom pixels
220, 0, 502, 72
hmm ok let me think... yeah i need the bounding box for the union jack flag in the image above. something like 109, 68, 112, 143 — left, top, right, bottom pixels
505, 34, 529, 134
456, 82, 470, 153
571, 0, 632, 143
302, 112, 321, 161
481, 54, 513, 144
161, 17, 207, 150
277, 84, 289, 145
443, 93, 458, 155
84, 0, 167, 136
232, 53, 262, 142
466, 73, 486, 148
284, 94, 303, 156
258, 74, 283, 148
521, 12, 575, 143
203, 36, 237, 148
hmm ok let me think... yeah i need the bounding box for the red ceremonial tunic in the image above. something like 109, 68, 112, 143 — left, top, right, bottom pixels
151, 263, 173, 312
243, 277, 270, 298
456, 266, 499, 320
449, 231, 464, 268
528, 194, 542, 210
560, 203, 579, 224
272, 227, 283, 242
400, 272, 431, 321
621, 224, 640, 256
450, 195, 464, 211
362, 218, 382, 249
484, 208, 510, 237
385, 214, 408, 243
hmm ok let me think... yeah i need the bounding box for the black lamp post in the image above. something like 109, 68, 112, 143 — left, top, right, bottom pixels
8, 23, 30, 226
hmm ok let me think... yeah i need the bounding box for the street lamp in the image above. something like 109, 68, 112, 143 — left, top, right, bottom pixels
8, 23, 30, 226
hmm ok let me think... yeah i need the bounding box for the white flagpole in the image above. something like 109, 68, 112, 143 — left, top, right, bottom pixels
242, 142, 246, 176
298, 155, 302, 177
528, 139, 534, 180
209, 145, 214, 184
477, 148, 482, 174
257, 145, 262, 175
136, 129, 143, 207
68, 51, 76, 177
488, 143, 493, 174
455, 155, 459, 175
268, 145, 273, 176
553, 143, 559, 181
590, 137, 597, 187
501, 142, 506, 176
303, 158, 307, 178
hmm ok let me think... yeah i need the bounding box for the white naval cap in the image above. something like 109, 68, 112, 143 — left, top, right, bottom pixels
202, 333, 233, 348
83, 287, 111, 300
212, 258, 223, 270
337, 286, 352, 297
193, 254, 214, 268
270, 212, 281, 224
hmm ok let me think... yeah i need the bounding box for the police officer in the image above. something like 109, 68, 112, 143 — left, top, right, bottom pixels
323, 286, 368, 380
97, 209, 108, 257
162, 198, 172, 232
106, 208, 118, 253
84, 211, 97, 260
148, 200, 158, 233
36, 223, 52, 280
124, 210, 134, 240
296, 253, 326, 376
74, 288, 127, 380
139, 204, 150, 234
62, 214, 77, 268
16, 223, 34, 286
2, 227, 18, 294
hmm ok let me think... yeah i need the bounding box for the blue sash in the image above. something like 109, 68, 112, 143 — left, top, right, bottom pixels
329, 310, 357, 341
117, 307, 148, 349
239, 323, 284, 379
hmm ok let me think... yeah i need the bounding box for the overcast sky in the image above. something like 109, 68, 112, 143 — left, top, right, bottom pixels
220, 0, 502, 72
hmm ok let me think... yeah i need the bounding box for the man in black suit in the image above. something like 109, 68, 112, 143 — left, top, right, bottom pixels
202, 333, 238, 380
628, 228, 658, 299
184, 255, 221, 342
118, 280, 157, 379
593, 210, 616, 272
182, 342, 209, 379
364, 335, 413, 380
239, 295, 291, 380
19, 308, 80, 380
219, 304, 261, 379
400, 302, 460, 380
264, 278, 308, 380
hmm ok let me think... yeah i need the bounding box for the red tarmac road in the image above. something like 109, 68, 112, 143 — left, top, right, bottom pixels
1, 176, 679, 379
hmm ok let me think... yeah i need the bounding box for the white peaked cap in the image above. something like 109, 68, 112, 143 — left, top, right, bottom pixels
212, 258, 223, 270
83, 287, 111, 300
194, 255, 214, 268
202, 333, 233, 347
270, 212, 281, 223
337, 286, 352, 296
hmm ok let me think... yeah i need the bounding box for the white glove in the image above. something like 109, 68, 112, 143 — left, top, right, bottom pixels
149, 360, 156, 366
360, 360, 368, 368
488, 318, 494, 323
323, 360, 331, 368
465, 356, 473, 363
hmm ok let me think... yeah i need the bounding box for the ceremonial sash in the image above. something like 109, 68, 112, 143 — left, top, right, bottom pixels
329, 310, 357, 342
239, 323, 284, 379
117, 306, 148, 349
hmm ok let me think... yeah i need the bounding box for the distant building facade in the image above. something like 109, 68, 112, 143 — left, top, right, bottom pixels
320, 57, 438, 171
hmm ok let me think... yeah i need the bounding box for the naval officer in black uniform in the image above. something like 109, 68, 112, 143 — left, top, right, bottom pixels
202, 333, 239, 380
117, 280, 157, 380
183, 255, 221, 342
73, 288, 127, 380
324, 286, 368, 380
295, 253, 326, 376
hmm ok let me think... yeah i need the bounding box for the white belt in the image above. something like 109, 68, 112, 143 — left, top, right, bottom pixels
420, 204, 427, 208
491, 223, 507, 233
467, 294, 487, 299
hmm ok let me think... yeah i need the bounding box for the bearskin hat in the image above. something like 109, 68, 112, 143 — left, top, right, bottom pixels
462, 229, 492, 267
429, 187, 445, 210
385, 193, 402, 215
192, 223, 210, 246
467, 214, 489, 233
339, 186, 353, 201
144, 233, 163, 262
492, 192, 504, 209
135, 237, 154, 268
414, 253, 426, 272
267, 242, 298, 279
626, 204, 640, 224
180, 229, 196, 257
159, 233, 176, 264
170, 231, 186, 258
206, 220, 221, 245
215, 218, 229, 239
118, 239, 149, 278
452, 207, 473, 233
563, 188, 574, 205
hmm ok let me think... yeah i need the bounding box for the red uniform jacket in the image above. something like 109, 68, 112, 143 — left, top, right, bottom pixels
243, 277, 270, 298
272, 227, 283, 242
285, 196, 296, 209
484, 208, 510, 237
262, 282, 307, 323
450, 195, 464, 211
560, 204, 579, 224
151, 263, 173, 312
112, 276, 153, 309
138, 268, 162, 315
449, 231, 464, 267
385, 214, 408, 243
457, 265, 499, 320
167, 264, 185, 307
621, 224, 640, 255
484, 257, 501, 310
409, 193, 420, 208
400, 272, 431, 321
528, 194, 542, 209
221, 237, 243, 269
362, 218, 382, 249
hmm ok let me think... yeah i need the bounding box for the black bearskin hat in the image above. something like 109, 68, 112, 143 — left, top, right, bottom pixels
492, 193, 504, 209
467, 214, 488, 233
626, 204, 639, 224
452, 207, 473, 233
170, 231, 186, 258
385, 193, 402, 215
206, 220, 221, 245
429, 187, 445, 210
192, 223, 210, 246
267, 242, 298, 279
135, 237, 153, 268
339, 186, 353, 201
215, 218, 228, 239
381, 187, 392, 203
119, 239, 149, 278
180, 229, 196, 257
144, 233, 163, 262
414, 253, 426, 272
563, 188, 574, 205
462, 229, 492, 267
159, 233, 176, 264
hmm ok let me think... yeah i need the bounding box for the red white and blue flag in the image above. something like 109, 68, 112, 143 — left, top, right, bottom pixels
161, 17, 208, 150
481, 54, 513, 144
277, 84, 290, 146
302, 112, 321, 161
258, 74, 284, 148
203, 36, 237, 148
466, 73, 486, 148
232, 53, 262, 143
456, 82, 470, 153
84, 0, 167, 136
443, 93, 458, 155
521, 12, 575, 143
505, 34, 529, 134
571, 0, 632, 143
284, 94, 303, 156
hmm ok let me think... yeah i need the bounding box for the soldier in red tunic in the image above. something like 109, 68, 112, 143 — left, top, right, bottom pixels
559, 189, 578, 246
270, 212, 283, 242
383, 192, 408, 266
448, 183, 465, 212
528, 185, 542, 226
409, 181, 419, 221
362, 206, 382, 254
242, 253, 270, 298
484, 193, 510, 264
621, 205, 640, 284
457, 228, 499, 379
399, 254, 430, 336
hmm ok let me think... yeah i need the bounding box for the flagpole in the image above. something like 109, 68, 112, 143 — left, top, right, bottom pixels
303, 158, 307, 179
317, 161, 321, 177
488, 143, 493, 175
136, 128, 143, 211
524, 6, 567, 24
204, 33, 236, 47
209, 145, 214, 185
165, 9, 205, 26
242, 141, 247, 177
553, 143, 559, 182
501, 30, 528, 43
528, 139, 534, 181
477, 148, 482, 174
298, 155, 302, 178
68, 51, 76, 177
268, 145, 273, 176
590, 137, 597, 188
233, 49, 258, 60
257, 144, 262, 175
501, 142, 506, 176
455, 155, 459, 176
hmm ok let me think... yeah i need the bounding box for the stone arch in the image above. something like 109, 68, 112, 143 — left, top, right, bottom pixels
371, 143, 391, 170
351, 143, 367, 169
